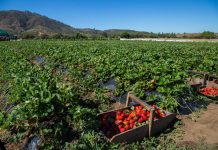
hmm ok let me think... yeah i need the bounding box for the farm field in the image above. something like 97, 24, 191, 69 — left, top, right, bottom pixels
0, 40, 218, 149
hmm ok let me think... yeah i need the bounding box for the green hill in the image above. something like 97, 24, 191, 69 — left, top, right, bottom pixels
0, 10, 149, 38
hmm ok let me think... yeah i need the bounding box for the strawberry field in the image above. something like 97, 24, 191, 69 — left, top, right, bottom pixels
0, 40, 218, 149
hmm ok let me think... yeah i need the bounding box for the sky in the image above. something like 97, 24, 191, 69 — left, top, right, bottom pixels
0, 0, 218, 33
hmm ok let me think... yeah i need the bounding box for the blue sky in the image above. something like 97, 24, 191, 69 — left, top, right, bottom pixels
0, 0, 218, 33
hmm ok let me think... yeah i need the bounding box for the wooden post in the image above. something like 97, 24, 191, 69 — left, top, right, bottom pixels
126, 92, 130, 107
203, 73, 208, 87
149, 109, 154, 138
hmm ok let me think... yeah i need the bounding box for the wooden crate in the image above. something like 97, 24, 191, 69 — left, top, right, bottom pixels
187, 70, 218, 99
198, 87, 218, 100
98, 92, 176, 143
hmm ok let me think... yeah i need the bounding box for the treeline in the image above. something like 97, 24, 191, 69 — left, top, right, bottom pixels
120, 32, 177, 38
11, 31, 218, 40
1, 29, 218, 40
20, 32, 109, 40
0, 29, 17, 41
20, 32, 179, 39
120, 31, 218, 39
181, 31, 217, 39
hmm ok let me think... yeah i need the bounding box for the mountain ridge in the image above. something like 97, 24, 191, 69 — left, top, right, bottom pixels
0, 10, 217, 39
0, 10, 77, 36
0, 10, 146, 38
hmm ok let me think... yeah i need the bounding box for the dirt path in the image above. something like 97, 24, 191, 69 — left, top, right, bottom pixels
176, 103, 218, 146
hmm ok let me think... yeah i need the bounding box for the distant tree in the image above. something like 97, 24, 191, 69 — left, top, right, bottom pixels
9, 35, 17, 40
75, 33, 88, 39
157, 32, 161, 38
182, 35, 188, 39
22, 32, 36, 39
200, 31, 216, 39
134, 32, 145, 38
102, 32, 108, 38
143, 34, 149, 38
52, 33, 63, 39
120, 32, 130, 38
0, 29, 9, 37
0, 29, 10, 41
149, 33, 158, 38
170, 33, 176, 38
40, 34, 49, 39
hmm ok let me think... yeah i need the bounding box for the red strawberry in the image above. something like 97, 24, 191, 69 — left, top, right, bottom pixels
129, 123, 134, 129
138, 117, 144, 123
159, 113, 165, 118
114, 120, 122, 125
138, 106, 143, 110
125, 125, 130, 130
116, 115, 123, 120
153, 116, 158, 121
116, 111, 122, 115
141, 110, 147, 115
119, 128, 125, 133
142, 115, 148, 121
121, 113, 125, 119
128, 111, 136, 119
147, 112, 150, 117
118, 124, 123, 129
130, 119, 135, 124
123, 120, 129, 125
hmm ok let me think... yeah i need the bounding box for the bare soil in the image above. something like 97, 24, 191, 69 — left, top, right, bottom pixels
176, 103, 218, 146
